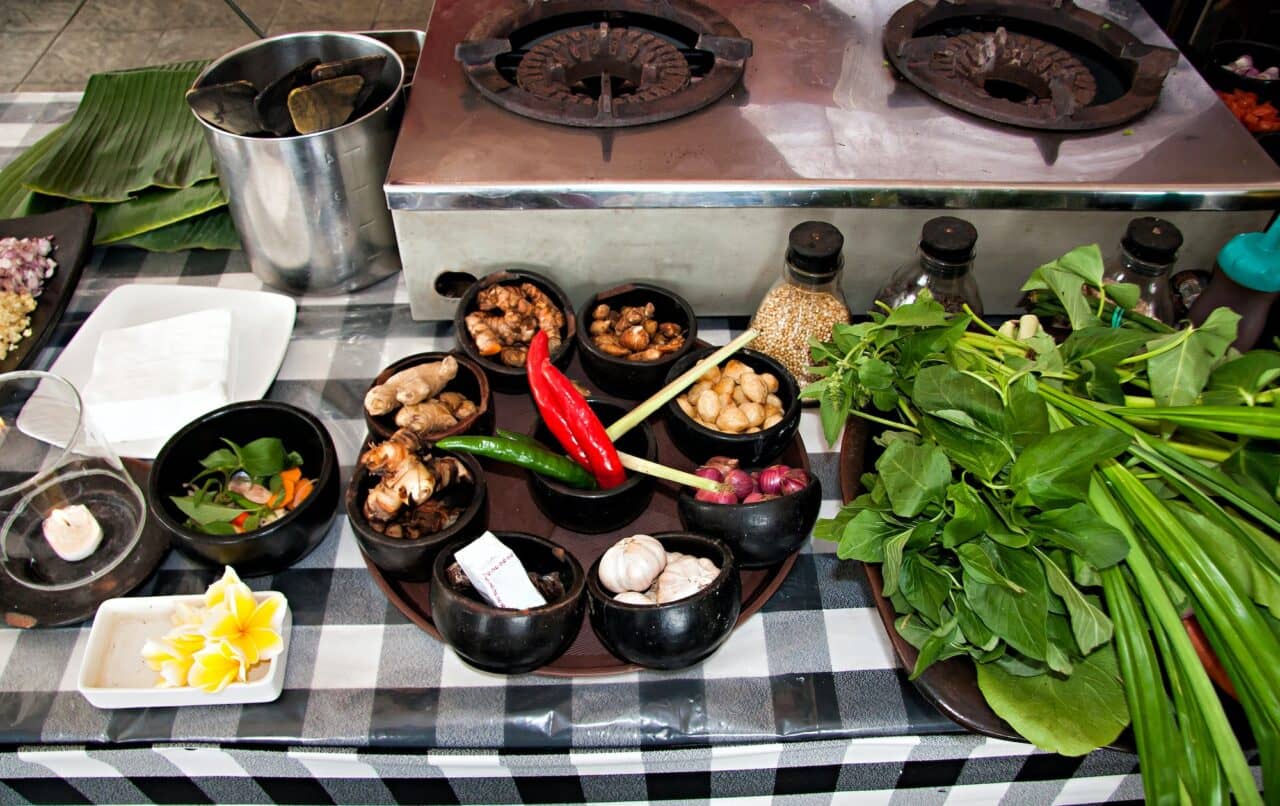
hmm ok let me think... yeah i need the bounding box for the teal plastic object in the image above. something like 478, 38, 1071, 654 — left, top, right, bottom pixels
1217, 217, 1280, 293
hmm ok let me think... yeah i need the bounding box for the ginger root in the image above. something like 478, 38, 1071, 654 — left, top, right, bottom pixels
394, 391, 478, 435
365, 357, 458, 416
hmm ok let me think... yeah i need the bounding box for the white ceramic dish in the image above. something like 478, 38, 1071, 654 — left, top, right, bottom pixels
23, 284, 296, 459
77, 592, 291, 709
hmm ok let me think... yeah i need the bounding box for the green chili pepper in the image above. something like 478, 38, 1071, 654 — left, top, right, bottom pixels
435, 434, 598, 490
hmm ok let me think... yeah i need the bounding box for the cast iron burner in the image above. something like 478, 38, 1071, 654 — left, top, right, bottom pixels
455, 0, 752, 128
884, 0, 1178, 131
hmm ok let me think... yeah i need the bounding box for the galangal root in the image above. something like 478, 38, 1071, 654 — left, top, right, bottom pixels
394, 391, 478, 435
464, 282, 564, 367
360, 428, 473, 538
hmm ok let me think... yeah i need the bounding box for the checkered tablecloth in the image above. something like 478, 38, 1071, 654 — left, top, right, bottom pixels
0, 93, 1151, 804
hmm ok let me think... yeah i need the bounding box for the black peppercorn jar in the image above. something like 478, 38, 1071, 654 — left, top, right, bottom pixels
749, 221, 851, 387
1103, 217, 1183, 325
874, 217, 983, 316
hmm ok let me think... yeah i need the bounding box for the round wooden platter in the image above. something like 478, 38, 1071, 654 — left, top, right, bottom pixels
838, 417, 1146, 751
363, 350, 805, 677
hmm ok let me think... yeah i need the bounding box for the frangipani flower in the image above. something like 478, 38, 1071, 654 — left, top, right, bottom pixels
138, 566, 285, 694
187, 640, 245, 693
204, 586, 284, 668
141, 638, 195, 688
204, 565, 249, 609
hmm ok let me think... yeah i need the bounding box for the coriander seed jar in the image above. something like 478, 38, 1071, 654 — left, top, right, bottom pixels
749, 222, 850, 387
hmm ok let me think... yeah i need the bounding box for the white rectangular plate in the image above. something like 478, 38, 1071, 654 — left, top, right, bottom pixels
29, 284, 296, 459
78, 593, 291, 709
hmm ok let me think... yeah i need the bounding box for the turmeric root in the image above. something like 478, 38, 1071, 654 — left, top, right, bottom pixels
463, 283, 564, 367
365, 356, 458, 416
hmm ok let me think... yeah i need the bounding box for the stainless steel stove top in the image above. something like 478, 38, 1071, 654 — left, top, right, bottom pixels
385, 0, 1280, 212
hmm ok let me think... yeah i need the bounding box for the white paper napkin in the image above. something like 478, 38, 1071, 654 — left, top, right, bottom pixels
82, 308, 234, 445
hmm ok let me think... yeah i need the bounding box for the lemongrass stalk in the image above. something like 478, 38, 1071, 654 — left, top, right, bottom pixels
1090, 476, 1262, 805
1123, 395, 1156, 408
616, 451, 724, 492
606, 328, 758, 441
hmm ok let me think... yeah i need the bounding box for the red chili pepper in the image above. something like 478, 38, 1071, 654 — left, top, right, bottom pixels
231, 511, 250, 530
526, 330, 592, 471
538, 361, 627, 489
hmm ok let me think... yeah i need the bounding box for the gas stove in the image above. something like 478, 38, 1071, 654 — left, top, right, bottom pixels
385, 0, 1280, 320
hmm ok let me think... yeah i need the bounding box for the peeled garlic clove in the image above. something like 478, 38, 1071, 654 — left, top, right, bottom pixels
42, 504, 103, 561
614, 591, 656, 605
656, 554, 720, 603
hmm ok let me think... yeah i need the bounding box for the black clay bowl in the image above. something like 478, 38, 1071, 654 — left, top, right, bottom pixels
678, 473, 822, 568
149, 401, 339, 577
663, 347, 801, 466
431, 531, 585, 674
453, 269, 576, 393
575, 282, 698, 399
587, 532, 741, 670
345, 446, 488, 581
364, 352, 494, 442
527, 398, 657, 534
1209, 40, 1280, 104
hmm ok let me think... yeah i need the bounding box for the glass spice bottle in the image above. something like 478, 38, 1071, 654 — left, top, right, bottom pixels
874, 216, 983, 315
1104, 217, 1183, 325
750, 221, 851, 386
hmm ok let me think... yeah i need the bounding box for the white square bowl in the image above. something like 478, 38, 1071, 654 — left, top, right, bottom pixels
77, 593, 291, 709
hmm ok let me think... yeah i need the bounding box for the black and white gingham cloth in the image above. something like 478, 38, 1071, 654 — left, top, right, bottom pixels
0, 94, 1157, 804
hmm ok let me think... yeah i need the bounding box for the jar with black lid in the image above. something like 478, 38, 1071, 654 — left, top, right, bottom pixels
750, 221, 851, 386
1104, 217, 1183, 325
874, 216, 983, 315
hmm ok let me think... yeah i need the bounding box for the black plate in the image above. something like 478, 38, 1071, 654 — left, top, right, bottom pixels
0, 459, 169, 629
0, 205, 94, 373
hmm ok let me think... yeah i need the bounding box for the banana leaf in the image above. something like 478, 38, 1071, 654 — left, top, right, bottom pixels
23, 61, 217, 203
113, 209, 240, 252
0, 124, 68, 218
93, 181, 226, 244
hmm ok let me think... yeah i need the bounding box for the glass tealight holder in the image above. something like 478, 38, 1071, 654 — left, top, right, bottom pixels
0, 371, 146, 591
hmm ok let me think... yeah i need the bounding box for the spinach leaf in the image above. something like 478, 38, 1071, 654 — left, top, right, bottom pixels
1010, 426, 1129, 508
837, 509, 895, 562
964, 541, 1049, 660
1060, 327, 1151, 369
911, 618, 968, 679
942, 483, 990, 547
1222, 446, 1280, 502
1027, 504, 1129, 569
922, 415, 1011, 483
1037, 549, 1114, 654
876, 439, 950, 518
976, 644, 1129, 756
913, 365, 1005, 431
1207, 349, 1280, 405
956, 539, 1025, 593
883, 295, 950, 327
1145, 309, 1239, 407
900, 554, 953, 623
881, 529, 913, 598
954, 596, 998, 651
1005, 375, 1049, 451
199, 446, 239, 471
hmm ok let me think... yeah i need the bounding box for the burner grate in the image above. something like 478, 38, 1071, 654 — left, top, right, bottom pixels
930, 28, 1097, 119
884, 0, 1178, 131
516, 24, 691, 108
456, 0, 751, 128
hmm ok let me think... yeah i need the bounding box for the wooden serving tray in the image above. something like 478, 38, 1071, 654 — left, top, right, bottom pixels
365, 350, 804, 676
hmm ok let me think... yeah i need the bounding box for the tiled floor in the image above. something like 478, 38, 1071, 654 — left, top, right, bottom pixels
1, 0, 434, 92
